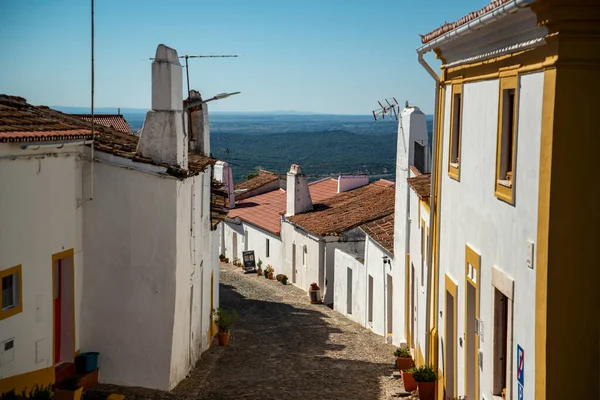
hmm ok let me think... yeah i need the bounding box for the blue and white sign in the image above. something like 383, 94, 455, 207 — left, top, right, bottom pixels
517, 344, 524, 400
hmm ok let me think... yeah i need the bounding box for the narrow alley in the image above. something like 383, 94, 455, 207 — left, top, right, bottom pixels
86, 261, 405, 400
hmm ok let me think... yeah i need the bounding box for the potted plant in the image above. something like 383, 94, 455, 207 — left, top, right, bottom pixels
212, 307, 239, 346
400, 367, 417, 392
266, 265, 274, 279
54, 376, 83, 400
412, 365, 437, 400
394, 347, 413, 371
219, 254, 225, 262
281, 275, 288, 285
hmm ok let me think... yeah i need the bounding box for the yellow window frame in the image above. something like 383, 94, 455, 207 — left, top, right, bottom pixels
1, 264, 23, 320
494, 73, 518, 204
448, 83, 463, 181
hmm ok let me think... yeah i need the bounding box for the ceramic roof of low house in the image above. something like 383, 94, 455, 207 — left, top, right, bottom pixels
287, 180, 395, 237
0, 95, 215, 177
229, 179, 339, 236
361, 213, 395, 255
234, 170, 283, 199
72, 114, 133, 134
407, 174, 431, 200
420, 0, 513, 44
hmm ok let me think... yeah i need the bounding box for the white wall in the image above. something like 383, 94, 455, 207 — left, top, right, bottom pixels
239, 223, 283, 272
0, 146, 85, 381
82, 162, 178, 390
281, 222, 323, 294
333, 249, 366, 325
436, 72, 543, 400
364, 237, 394, 337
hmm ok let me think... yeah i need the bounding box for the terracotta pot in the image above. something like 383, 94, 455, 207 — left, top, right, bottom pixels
400, 370, 417, 391
396, 356, 413, 371
268, 272, 274, 279
257, 268, 263, 276
417, 381, 435, 400
217, 332, 230, 346
55, 387, 83, 400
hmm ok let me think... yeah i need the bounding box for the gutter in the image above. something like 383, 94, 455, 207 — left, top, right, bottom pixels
416, 0, 536, 55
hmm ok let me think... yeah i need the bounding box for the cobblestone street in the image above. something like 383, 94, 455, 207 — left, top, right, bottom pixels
87, 262, 407, 400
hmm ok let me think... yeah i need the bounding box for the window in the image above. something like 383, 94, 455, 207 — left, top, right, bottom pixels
1, 265, 22, 320
368, 275, 374, 323
266, 238, 270, 258
420, 220, 425, 287
414, 141, 426, 174
448, 84, 462, 180
495, 75, 518, 204
302, 245, 307, 267
244, 229, 249, 251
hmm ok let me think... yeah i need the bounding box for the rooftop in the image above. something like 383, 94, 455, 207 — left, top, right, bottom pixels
0, 95, 214, 177
361, 213, 395, 255
234, 170, 283, 199
229, 179, 339, 236
71, 114, 133, 135
407, 174, 431, 200
287, 180, 395, 237
420, 0, 513, 44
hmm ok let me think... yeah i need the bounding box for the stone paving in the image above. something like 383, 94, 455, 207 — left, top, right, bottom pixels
85, 262, 411, 400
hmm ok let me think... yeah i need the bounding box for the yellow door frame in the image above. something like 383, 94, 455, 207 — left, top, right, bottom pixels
464, 245, 480, 400
51, 248, 76, 367
444, 275, 458, 399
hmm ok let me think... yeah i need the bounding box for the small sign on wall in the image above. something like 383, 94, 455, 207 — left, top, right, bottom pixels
526, 241, 535, 269
517, 344, 524, 400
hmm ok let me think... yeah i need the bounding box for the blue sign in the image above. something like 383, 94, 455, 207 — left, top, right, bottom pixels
517, 344, 524, 386
518, 383, 524, 400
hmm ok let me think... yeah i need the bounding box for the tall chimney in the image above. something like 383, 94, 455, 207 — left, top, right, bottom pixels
186, 90, 210, 156
286, 164, 313, 217
137, 44, 188, 169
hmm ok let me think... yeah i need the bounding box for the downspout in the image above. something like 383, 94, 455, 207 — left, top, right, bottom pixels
418, 49, 440, 367
89, 0, 95, 201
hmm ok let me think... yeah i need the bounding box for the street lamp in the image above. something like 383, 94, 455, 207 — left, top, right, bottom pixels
185, 91, 241, 110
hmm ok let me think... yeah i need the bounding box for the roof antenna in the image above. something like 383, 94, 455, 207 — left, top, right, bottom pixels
117, 107, 121, 115
372, 97, 399, 121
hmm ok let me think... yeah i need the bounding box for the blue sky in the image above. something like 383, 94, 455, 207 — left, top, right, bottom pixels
0, 0, 482, 115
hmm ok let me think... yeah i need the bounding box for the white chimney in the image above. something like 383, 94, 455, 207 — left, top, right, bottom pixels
286, 164, 313, 217
399, 106, 429, 174
187, 90, 210, 156
137, 44, 188, 169
214, 161, 235, 209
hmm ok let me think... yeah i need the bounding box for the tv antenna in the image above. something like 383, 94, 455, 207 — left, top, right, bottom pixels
372, 97, 399, 121
145, 54, 239, 100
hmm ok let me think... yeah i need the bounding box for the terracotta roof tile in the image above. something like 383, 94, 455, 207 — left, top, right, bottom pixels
0, 94, 215, 176
420, 0, 513, 44
288, 180, 395, 236
72, 114, 133, 134
361, 214, 395, 255
234, 170, 283, 199
407, 174, 431, 199
229, 179, 339, 236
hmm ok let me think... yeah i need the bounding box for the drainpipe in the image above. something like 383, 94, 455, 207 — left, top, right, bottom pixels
89, 0, 95, 201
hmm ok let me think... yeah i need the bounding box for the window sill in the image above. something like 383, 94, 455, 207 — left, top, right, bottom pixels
495, 181, 514, 205
0, 304, 23, 321
497, 179, 512, 188
448, 164, 460, 181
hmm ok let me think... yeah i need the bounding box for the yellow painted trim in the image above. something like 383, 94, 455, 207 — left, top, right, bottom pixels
0, 264, 23, 321
420, 199, 430, 214
494, 74, 518, 204
0, 365, 54, 395
51, 249, 77, 366
417, 344, 425, 368
444, 275, 458, 398
437, 368, 445, 400
448, 84, 462, 181
464, 245, 480, 400
405, 253, 410, 346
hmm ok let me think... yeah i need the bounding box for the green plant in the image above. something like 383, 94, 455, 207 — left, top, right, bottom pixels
394, 348, 411, 358
265, 265, 274, 274
28, 385, 53, 400
212, 307, 240, 333
405, 367, 416, 373
257, 259, 263, 268
412, 365, 437, 382
0, 389, 25, 400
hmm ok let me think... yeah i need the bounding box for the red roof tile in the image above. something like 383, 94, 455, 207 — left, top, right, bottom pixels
72, 114, 133, 134
361, 214, 395, 255
288, 180, 395, 237
229, 179, 339, 236
0, 95, 215, 176
420, 0, 513, 44
407, 174, 431, 199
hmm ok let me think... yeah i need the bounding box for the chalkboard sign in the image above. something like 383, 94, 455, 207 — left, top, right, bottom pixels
242, 250, 256, 271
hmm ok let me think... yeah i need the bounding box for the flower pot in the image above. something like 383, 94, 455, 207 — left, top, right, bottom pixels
401, 370, 417, 392
264, 272, 269, 279
55, 387, 83, 400
282, 279, 288, 285
268, 272, 274, 279
257, 268, 263, 276
417, 381, 435, 400
396, 356, 413, 371
217, 332, 230, 346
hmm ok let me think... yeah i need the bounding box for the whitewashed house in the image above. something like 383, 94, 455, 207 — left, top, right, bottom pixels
0, 44, 229, 394
414, 1, 600, 399
282, 164, 394, 305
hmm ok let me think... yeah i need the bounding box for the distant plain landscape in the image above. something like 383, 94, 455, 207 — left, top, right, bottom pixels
54, 106, 432, 183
